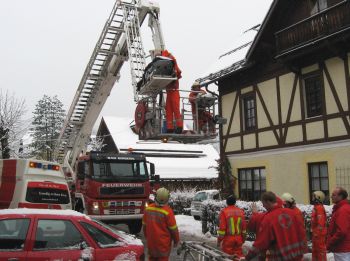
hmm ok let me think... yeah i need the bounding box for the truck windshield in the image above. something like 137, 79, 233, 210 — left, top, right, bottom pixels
92, 161, 148, 179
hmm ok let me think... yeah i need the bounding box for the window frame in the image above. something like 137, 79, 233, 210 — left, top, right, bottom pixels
308, 161, 330, 204
33, 219, 86, 251
310, 0, 328, 15
0, 218, 30, 252
79, 221, 122, 248
238, 167, 266, 201
241, 92, 257, 131
303, 70, 325, 118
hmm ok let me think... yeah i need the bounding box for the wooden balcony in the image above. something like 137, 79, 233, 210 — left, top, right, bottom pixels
275, 1, 350, 57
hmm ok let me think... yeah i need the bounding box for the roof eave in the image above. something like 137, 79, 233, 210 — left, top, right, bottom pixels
246, 0, 279, 60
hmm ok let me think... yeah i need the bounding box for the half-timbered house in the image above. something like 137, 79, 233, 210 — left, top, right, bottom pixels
199, 0, 350, 203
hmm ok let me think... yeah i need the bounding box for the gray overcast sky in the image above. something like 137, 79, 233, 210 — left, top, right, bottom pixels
0, 0, 272, 124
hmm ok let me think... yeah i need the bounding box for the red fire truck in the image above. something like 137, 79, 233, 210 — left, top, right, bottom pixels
72, 151, 158, 234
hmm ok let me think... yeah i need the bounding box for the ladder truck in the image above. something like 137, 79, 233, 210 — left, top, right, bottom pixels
55, 0, 219, 233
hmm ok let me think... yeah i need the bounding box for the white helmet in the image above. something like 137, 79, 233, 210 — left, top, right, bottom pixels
313, 191, 325, 203
155, 187, 170, 206
191, 81, 201, 89
281, 192, 295, 204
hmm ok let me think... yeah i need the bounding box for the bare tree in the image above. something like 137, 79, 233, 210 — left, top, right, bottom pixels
0, 90, 26, 159
87, 136, 106, 152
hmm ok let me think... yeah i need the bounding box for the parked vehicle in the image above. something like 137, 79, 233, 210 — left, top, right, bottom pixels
0, 159, 72, 210
190, 189, 220, 220
0, 208, 144, 260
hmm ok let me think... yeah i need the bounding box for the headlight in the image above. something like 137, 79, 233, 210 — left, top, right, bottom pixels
145, 202, 149, 208
92, 202, 99, 214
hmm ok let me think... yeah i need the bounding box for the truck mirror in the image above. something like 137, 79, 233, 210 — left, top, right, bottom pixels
154, 174, 160, 183
77, 163, 85, 180
150, 163, 155, 175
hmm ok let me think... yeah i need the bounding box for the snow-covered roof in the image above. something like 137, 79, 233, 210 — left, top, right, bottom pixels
198, 27, 259, 86
102, 117, 139, 146
101, 116, 219, 180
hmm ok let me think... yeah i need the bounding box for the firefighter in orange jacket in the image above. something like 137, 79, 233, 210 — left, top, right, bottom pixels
311, 190, 327, 261
160, 50, 183, 134
189, 81, 215, 134
142, 187, 179, 261
281, 192, 305, 226
245, 191, 307, 261
217, 194, 246, 258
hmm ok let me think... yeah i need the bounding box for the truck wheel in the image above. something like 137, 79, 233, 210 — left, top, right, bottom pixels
128, 220, 142, 234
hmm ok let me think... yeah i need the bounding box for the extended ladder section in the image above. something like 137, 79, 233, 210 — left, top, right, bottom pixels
122, 2, 146, 100
55, 0, 152, 166
177, 241, 240, 261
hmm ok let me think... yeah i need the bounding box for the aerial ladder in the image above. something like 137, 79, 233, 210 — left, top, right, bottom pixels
55, 0, 219, 171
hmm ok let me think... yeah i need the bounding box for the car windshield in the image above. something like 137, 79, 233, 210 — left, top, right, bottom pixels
193, 192, 207, 202
92, 161, 148, 180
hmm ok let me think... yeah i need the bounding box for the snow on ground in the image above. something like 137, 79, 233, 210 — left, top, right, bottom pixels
175, 215, 335, 260
176, 215, 216, 243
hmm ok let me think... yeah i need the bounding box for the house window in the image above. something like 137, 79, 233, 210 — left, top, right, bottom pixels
242, 94, 256, 131
304, 72, 324, 118
308, 162, 329, 204
310, 0, 328, 15
239, 167, 266, 201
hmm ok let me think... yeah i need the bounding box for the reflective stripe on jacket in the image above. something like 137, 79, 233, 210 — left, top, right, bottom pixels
217, 205, 246, 240
312, 204, 327, 236
142, 203, 179, 258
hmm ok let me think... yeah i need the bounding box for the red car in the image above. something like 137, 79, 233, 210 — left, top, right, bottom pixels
0, 209, 144, 261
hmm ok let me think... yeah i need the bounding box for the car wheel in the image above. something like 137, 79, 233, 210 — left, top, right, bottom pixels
128, 219, 142, 234
193, 216, 201, 221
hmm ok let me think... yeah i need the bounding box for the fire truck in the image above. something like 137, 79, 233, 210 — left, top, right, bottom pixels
72, 151, 156, 234
55, 0, 220, 233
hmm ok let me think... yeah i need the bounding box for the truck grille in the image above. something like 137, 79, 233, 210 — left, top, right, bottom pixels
100, 187, 144, 196
104, 209, 141, 215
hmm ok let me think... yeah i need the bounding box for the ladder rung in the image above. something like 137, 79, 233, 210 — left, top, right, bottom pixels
108, 26, 124, 32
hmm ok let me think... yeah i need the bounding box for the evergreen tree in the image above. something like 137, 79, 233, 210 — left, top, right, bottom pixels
31, 95, 65, 161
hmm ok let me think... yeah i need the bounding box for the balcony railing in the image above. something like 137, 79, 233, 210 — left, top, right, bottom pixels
275, 1, 350, 56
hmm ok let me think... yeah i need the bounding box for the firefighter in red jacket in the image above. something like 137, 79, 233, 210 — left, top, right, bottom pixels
189, 81, 215, 134
142, 187, 180, 261
245, 191, 307, 261
160, 50, 183, 134
281, 192, 305, 226
327, 187, 350, 260
217, 194, 246, 258
311, 190, 327, 261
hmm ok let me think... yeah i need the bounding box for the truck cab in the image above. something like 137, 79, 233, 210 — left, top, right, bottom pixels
73, 151, 157, 234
